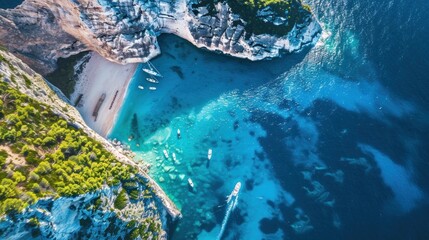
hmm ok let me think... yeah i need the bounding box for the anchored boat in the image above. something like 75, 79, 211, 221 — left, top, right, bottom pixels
163, 149, 169, 159
188, 178, 194, 188
208, 148, 212, 160
142, 61, 162, 77
146, 77, 159, 83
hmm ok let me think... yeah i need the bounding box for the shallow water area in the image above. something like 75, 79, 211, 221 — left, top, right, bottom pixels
110, 0, 429, 238
110, 34, 305, 239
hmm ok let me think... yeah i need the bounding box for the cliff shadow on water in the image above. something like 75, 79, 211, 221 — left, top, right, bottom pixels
112, 33, 312, 143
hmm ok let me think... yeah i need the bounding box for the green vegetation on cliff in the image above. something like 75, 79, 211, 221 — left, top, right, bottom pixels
0, 80, 136, 215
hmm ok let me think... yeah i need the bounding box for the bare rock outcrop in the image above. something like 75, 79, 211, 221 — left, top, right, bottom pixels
0, 0, 321, 74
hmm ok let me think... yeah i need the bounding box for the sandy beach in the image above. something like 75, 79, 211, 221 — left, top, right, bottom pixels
70, 53, 138, 137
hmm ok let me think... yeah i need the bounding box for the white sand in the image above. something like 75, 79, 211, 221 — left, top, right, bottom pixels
70, 53, 138, 137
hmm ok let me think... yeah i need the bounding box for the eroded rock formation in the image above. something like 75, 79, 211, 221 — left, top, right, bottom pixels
0, 0, 321, 75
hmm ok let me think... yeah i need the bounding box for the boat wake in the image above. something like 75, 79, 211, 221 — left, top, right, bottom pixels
217, 182, 241, 240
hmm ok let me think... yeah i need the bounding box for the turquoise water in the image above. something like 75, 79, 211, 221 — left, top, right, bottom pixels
110, 35, 305, 239
110, 0, 429, 239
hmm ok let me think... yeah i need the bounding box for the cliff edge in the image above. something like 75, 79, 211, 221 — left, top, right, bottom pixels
0, 0, 321, 74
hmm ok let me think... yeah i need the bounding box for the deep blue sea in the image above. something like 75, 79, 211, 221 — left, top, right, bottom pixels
0, 0, 23, 9
110, 0, 429, 239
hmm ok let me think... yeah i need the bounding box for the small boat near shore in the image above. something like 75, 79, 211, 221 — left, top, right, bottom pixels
146, 77, 159, 83
143, 61, 162, 77
188, 178, 194, 188
172, 152, 177, 162
208, 149, 212, 160
163, 149, 169, 159
149, 86, 157, 91
177, 129, 181, 138
138, 85, 144, 90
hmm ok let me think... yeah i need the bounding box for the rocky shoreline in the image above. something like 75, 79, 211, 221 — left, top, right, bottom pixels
0, 0, 321, 75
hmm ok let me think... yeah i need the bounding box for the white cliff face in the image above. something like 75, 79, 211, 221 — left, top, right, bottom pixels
0, 182, 167, 239
0, 0, 321, 74
186, 1, 321, 60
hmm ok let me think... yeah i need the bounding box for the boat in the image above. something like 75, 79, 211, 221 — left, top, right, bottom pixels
146, 77, 159, 83
149, 87, 157, 91
138, 85, 144, 90
208, 149, 212, 160
177, 129, 181, 138
226, 182, 241, 203
163, 149, 169, 159
218, 182, 241, 240
172, 152, 177, 162
92, 93, 106, 121
188, 178, 194, 188
142, 61, 162, 77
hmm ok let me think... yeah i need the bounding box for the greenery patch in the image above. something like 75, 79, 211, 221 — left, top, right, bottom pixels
0, 81, 136, 215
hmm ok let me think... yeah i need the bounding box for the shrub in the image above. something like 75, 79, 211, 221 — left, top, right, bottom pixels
114, 189, 128, 210
12, 171, 26, 183
1, 198, 26, 214
42, 136, 56, 147
0, 150, 7, 165
35, 161, 51, 175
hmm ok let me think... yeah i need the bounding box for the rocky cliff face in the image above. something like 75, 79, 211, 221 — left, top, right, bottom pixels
0, 0, 321, 75
0, 183, 167, 239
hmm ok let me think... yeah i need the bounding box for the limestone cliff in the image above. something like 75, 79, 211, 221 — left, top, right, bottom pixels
0, 0, 321, 75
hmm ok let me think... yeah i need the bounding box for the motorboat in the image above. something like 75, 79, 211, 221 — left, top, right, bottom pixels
163, 149, 169, 159
208, 149, 212, 160
138, 85, 144, 90
146, 77, 159, 83
149, 86, 157, 91
177, 129, 181, 138
188, 178, 194, 188
226, 182, 241, 203
172, 152, 177, 162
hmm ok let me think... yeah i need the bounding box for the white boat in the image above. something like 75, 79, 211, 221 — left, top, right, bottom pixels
149, 86, 157, 91
188, 178, 194, 188
172, 152, 177, 161
208, 149, 212, 160
226, 182, 241, 203
177, 129, 181, 138
138, 85, 144, 90
142, 61, 162, 77
146, 77, 159, 83
163, 149, 169, 159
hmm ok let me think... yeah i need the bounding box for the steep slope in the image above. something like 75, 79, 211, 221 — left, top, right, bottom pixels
0, 49, 180, 239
